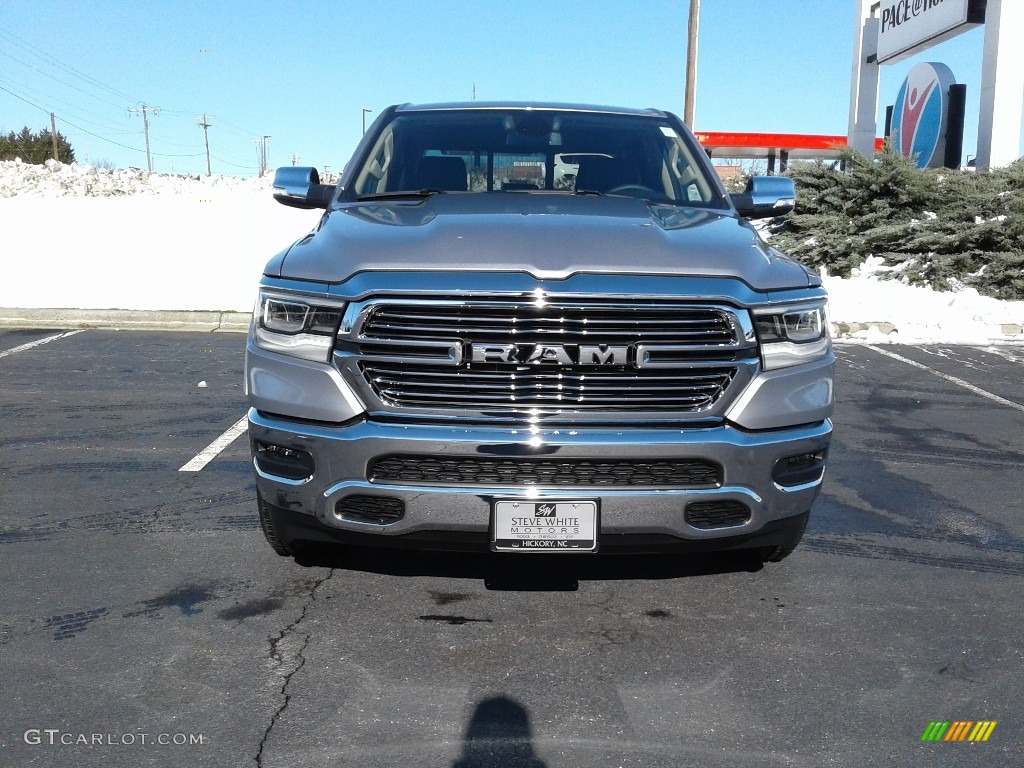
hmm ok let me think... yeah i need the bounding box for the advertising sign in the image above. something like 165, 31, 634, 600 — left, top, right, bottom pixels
890, 62, 957, 167
877, 0, 986, 64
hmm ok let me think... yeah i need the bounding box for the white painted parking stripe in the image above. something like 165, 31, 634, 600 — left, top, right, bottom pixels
867, 345, 1024, 414
0, 329, 84, 359
179, 415, 249, 472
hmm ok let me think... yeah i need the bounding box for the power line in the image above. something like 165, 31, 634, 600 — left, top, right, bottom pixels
217, 116, 261, 138
56, 117, 144, 152
210, 153, 256, 170
60, 118, 203, 157
144, 133, 205, 150
0, 24, 138, 103
0, 82, 49, 115
1, 74, 259, 172
0, 76, 137, 134
0, 24, 266, 173
0, 48, 128, 110
0, 84, 146, 156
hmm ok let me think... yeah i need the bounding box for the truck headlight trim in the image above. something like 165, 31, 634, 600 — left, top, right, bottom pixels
754, 302, 831, 370
254, 291, 346, 362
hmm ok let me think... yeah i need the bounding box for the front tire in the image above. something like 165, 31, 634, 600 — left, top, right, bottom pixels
759, 513, 808, 563
257, 491, 300, 557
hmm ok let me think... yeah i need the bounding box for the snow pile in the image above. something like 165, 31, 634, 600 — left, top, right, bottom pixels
0, 161, 320, 312
824, 257, 1024, 343
0, 158, 271, 198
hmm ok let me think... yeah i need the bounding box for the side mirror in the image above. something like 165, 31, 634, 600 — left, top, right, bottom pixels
730, 176, 796, 219
272, 167, 336, 210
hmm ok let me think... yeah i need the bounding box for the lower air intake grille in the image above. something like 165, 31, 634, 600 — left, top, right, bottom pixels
685, 500, 751, 529
370, 455, 721, 488
335, 495, 405, 525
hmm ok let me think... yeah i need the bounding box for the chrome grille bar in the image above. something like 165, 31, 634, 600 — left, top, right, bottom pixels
363, 364, 734, 410
361, 303, 740, 344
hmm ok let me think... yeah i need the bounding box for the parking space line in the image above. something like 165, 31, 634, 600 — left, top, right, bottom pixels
178, 415, 249, 472
0, 330, 85, 359
867, 345, 1024, 414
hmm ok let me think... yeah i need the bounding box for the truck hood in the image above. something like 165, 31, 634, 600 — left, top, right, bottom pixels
271, 193, 816, 291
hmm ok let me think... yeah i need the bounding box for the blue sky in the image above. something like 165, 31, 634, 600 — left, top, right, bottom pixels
0, 0, 1016, 176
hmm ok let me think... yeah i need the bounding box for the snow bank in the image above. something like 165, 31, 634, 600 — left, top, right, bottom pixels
1, 161, 1022, 340
824, 257, 1024, 344
0, 161, 319, 312
0, 158, 271, 198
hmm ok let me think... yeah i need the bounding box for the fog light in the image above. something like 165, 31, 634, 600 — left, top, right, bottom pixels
254, 443, 315, 481
773, 450, 827, 487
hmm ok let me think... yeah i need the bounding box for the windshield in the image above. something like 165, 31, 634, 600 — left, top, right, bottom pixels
350, 108, 726, 207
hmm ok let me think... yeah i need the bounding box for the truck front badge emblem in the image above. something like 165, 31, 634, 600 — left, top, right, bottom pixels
470, 343, 628, 366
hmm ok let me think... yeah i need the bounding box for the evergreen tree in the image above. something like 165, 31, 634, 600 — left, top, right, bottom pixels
769, 147, 1024, 300
0, 125, 76, 163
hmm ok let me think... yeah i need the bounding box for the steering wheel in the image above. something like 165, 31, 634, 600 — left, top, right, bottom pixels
605, 184, 661, 199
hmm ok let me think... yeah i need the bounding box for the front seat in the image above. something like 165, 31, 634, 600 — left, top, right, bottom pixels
574, 156, 640, 194
411, 155, 468, 191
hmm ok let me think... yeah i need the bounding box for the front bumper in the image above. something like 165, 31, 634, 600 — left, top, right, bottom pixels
248, 408, 831, 550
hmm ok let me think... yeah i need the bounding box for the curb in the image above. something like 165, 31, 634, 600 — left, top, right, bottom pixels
0, 308, 251, 333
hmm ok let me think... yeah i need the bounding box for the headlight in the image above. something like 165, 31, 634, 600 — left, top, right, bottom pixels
753, 301, 831, 370
253, 290, 346, 362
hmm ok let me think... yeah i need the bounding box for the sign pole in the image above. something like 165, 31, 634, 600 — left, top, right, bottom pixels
976, 0, 1024, 170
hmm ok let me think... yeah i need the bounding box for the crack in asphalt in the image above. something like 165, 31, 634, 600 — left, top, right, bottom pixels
141, 474, 199, 533
254, 568, 336, 767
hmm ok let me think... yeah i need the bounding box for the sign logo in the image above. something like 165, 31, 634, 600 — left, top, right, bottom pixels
470, 343, 628, 366
921, 721, 997, 742
535, 504, 557, 517
890, 62, 956, 168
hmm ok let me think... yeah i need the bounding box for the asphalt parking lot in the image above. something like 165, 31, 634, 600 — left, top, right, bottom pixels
1, 329, 1021, 768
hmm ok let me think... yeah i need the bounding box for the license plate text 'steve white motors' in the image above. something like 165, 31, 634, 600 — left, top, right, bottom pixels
492, 500, 598, 552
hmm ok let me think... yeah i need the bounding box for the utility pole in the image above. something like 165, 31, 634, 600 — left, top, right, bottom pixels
290, 153, 299, 166
128, 103, 159, 172
683, 0, 700, 128
49, 112, 59, 161
196, 114, 214, 176
254, 136, 272, 175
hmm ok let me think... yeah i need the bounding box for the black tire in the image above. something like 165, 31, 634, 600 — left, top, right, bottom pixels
759, 514, 808, 563
257, 491, 300, 557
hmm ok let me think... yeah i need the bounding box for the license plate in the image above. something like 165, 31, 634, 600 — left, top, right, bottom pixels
491, 499, 599, 552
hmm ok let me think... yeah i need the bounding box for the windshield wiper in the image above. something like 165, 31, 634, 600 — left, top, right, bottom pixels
573, 189, 604, 197
356, 189, 446, 201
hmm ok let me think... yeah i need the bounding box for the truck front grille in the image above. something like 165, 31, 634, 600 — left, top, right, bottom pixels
340, 299, 756, 420
370, 455, 722, 487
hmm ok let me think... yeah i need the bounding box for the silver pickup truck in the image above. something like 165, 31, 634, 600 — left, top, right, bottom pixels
245, 103, 834, 562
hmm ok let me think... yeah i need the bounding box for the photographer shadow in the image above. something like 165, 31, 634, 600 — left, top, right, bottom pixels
452, 696, 547, 768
